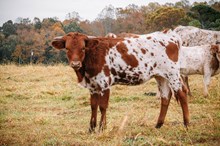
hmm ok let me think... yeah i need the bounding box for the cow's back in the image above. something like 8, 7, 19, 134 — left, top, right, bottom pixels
174, 25, 220, 46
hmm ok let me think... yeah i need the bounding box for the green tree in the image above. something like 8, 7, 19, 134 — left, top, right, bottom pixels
188, 4, 220, 29
175, 0, 190, 10
188, 19, 202, 28
63, 21, 83, 33
1, 20, 16, 37
0, 33, 17, 63
33, 17, 42, 30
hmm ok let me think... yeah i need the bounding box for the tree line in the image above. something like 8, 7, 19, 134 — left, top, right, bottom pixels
0, 0, 219, 64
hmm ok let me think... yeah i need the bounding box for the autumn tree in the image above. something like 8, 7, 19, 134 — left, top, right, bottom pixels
12, 29, 41, 63
114, 4, 147, 34
79, 20, 94, 35
145, 7, 186, 31
41, 19, 66, 64
210, 1, 220, 11
89, 20, 105, 36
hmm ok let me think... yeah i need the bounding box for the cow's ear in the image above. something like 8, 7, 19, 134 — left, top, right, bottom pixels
211, 45, 219, 54
85, 39, 99, 49
52, 36, 65, 49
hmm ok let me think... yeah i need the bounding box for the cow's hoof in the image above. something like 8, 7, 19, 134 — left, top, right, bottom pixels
155, 123, 163, 128
89, 128, 95, 133
184, 122, 190, 130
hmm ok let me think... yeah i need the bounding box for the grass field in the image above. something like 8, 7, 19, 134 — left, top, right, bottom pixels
0, 64, 220, 145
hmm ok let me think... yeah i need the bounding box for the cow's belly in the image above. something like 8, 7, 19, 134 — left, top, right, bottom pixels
113, 74, 145, 85
84, 69, 150, 94
180, 68, 204, 75
111, 67, 152, 85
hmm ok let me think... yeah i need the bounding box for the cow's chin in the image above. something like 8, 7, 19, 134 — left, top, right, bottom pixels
72, 66, 81, 71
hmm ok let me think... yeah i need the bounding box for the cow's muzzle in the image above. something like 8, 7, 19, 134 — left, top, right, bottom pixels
70, 61, 82, 70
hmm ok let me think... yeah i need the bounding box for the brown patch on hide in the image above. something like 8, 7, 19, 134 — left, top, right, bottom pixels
116, 43, 139, 67
165, 42, 179, 62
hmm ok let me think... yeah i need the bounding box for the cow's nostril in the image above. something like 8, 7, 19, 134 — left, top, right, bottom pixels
71, 61, 81, 69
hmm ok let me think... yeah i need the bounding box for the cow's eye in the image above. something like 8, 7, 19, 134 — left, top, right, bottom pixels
82, 47, 86, 51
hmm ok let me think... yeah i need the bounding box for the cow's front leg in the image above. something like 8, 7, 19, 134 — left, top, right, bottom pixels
156, 90, 172, 128
203, 73, 211, 97
155, 76, 172, 128
182, 75, 192, 96
99, 89, 110, 131
89, 93, 99, 133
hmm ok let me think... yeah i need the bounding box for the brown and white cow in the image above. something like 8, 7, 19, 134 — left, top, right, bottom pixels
52, 31, 189, 132
179, 45, 220, 96
174, 25, 220, 96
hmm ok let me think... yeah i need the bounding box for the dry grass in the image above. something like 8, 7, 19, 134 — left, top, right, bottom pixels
0, 64, 220, 145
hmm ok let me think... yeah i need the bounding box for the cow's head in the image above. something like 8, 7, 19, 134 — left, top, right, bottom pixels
52, 32, 90, 70
211, 45, 220, 61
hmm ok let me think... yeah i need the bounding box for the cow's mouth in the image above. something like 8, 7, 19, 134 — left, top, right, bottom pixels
70, 61, 82, 70
71, 65, 81, 70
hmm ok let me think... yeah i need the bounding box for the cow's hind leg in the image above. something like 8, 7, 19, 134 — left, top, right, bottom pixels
99, 89, 110, 131
155, 76, 172, 128
175, 89, 189, 127
166, 73, 190, 128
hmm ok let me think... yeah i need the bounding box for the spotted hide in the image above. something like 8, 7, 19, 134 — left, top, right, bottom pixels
52, 31, 189, 132
174, 25, 220, 46
174, 25, 220, 96
180, 45, 220, 96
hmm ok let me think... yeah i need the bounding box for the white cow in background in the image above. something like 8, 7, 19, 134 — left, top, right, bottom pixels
174, 25, 220, 46
174, 25, 220, 96
179, 44, 220, 96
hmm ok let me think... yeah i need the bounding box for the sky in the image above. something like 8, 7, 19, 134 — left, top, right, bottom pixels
0, 0, 209, 26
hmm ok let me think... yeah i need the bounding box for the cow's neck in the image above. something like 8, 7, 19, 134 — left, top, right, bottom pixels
83, 45, 107, 78
74, 66, 85, 83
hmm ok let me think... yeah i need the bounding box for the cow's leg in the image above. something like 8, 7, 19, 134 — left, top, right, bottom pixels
99, 89, 110, 131
182, 75, 191, 96
89, 93, 99, 133
166, 72, 190, 128
156, 90, 172, 128
203, 73, 211, 97
155, 77, 172, 128
155, 78, 161, 99
175, 89, 189, 127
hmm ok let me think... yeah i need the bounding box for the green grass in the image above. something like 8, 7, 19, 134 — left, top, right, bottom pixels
0, 64, 220, 145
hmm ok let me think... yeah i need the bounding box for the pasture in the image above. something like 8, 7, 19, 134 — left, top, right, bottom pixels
0, 64, 220, 145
